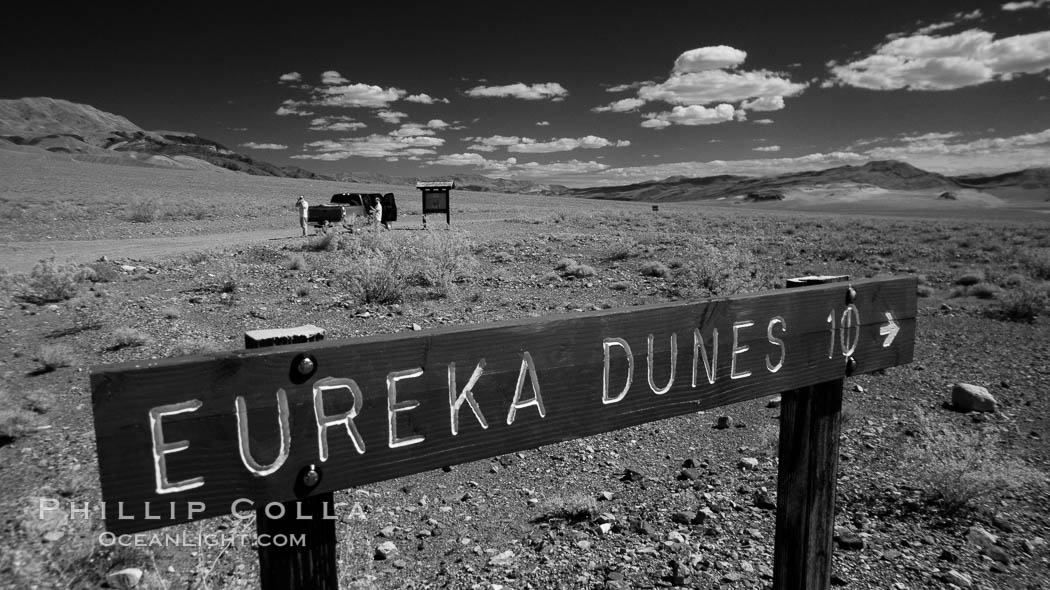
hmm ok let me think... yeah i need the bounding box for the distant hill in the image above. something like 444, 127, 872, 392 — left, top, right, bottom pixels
0, 97, 570, 194
0, 97, 331, 180
568, 160, 1049, 202
4, 98, 1045, 201
332, 171, 571, 195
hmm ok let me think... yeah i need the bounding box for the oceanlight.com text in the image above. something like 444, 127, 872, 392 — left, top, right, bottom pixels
98, 532, 305, 548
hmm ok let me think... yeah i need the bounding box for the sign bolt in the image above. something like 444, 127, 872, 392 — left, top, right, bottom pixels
297, 356, 316, 377
846, 286, 857, 303
846, 356, 857, 376
302, 464, 320, 488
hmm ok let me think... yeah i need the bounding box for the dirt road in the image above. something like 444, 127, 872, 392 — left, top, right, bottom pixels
0, 229, 298, 274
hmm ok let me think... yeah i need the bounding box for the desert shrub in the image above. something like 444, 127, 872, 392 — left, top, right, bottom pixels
533, 492, 597, 523
999, 273, 1028, 288
172, 339, 225, 356
126, 198, 160, 223
159, 306, 180, 319
219, 274, 239, 294
420, 233, 480, 291
608, 281, 630, 291
185, 251, 210, 265
640, 261, 672, 279
36, 344, 74, 372
554, 257, 577, 271
541, 272, 561, 283
285, 255, 308, 271
904, 409, 1046, 514
12, 257, 86, 304
350, 258, 403, 305
674, 242, 765, 297
303, 232, 343, 252
491, 251, 515, 263
603, 243, 636, 261
563, 264, 597, 279
0, 203, 25, 220
968, 282, 1000, 299
916, 285, 935, 298
84, 261, 119, 283
1021, 249, 1050, 280
986, 285, 1048, 323
110, 327, 151, 349
954, 271, 984, 286
296, 285, 311, 297
163, 202, 214, 221
0, 408, 38, 444
23, 389, 52, 414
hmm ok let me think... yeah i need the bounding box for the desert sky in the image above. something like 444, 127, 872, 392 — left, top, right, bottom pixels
3, 1, 1049, 186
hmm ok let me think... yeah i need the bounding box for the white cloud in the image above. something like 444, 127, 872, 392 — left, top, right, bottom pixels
509, 135, 628, 153
240, 142, 287, 150
279, 72, 302, 83
275, 99, 313, 116
389, 123, 437, 137
753, 145, 781, 152
426, 119, 450, 129
295, 134, 445, 160
1002, 0, 1050, 10
641, 118, 672, 129
428, 152, 517, 170
642, 104, 737, 127
464, 134, 630, 153
425, 154, 609, 180
673, 46, 748, 73
536, 121, 550, 126
592, 98, 646, 113
753, 119, 774, 124
827, 29, 1050, 90
465, 82, 569, 101
377, 110, 408, 124
638, 69, 808, 106
318, 83, 407, 108
308, 116, 366, 132
899, 131, 962, 143
913, 9, 983, 35
467, 135, 522, 148
513, 160, 611, 177
606, 81, 649, 92
321, 70, 349, 85
741, 95, 786, 111
406, 93, 450, 104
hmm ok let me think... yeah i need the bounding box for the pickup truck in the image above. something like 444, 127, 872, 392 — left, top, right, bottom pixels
307, 193, 398, 229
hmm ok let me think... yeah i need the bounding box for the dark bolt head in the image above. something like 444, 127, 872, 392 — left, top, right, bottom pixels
846, 286, 857, 304
302, 464, 320, 487
846, 356, 858, 376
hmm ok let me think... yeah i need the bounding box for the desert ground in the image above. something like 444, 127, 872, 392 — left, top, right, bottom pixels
1, 147, 1048, 589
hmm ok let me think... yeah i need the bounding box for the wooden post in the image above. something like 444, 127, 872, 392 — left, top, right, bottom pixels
773, 276, 848, 590
245, 325, 338, 590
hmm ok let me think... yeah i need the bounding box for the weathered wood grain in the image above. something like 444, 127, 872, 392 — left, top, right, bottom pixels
774, 275, 847, 590
247, 325, 337, 590
91, 276, 916, 533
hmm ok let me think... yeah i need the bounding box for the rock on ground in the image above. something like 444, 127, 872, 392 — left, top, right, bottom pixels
951, 383, 997, 413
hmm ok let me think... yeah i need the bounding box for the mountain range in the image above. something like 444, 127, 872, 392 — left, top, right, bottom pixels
1, 97, 1047, 202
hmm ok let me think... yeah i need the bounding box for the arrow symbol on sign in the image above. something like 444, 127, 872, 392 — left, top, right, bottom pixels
879, 312, 899, 347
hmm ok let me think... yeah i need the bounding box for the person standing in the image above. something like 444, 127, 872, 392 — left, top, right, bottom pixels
371, 195, 383, 230
296, 195, 309, 236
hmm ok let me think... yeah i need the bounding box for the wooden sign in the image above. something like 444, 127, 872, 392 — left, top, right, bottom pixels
91, 276, 915, 534
417, 180, 453, 227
